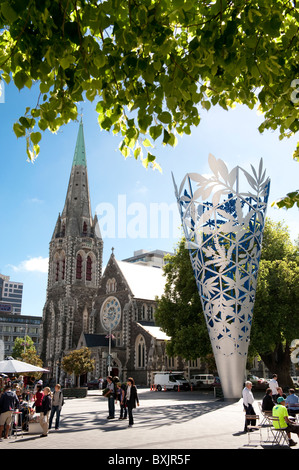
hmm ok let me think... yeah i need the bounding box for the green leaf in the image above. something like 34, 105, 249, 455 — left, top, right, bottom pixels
13, 122, 25, 138
142, 152, 156, 169
158, 111, 172, 124
14, 71, 28, 90
31, 132, 42, 145
149, 125, 163, 140
1, 2, 18, 22
143, 138, 153, 148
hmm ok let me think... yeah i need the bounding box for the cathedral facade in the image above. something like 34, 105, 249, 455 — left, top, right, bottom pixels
40, 122, 190, 386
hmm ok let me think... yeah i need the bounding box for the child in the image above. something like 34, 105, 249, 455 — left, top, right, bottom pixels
116, 382, 127, 420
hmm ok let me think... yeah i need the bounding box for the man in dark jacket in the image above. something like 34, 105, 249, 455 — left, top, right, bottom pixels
262, 388, 275, 412
0, 384, 20, 439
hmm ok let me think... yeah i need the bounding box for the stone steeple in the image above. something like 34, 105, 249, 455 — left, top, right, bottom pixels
41, 120, 103, 381
52, 119, 98, 240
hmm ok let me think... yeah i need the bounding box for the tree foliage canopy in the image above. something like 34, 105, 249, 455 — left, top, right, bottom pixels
0, 0, 298, 204
12, 336, 44, 379
12, 335, 35, 360
155, 238, 212, 361
61, 347, 95, 384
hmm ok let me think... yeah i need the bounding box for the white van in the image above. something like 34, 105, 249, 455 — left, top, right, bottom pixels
153, 372, 190, 391
190, 374, 215, 386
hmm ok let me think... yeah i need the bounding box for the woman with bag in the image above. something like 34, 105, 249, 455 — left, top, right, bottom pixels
126, 377, 139, 427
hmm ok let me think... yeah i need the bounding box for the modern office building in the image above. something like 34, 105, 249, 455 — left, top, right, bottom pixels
0, 274, 23, 315
0, 313, 42, 360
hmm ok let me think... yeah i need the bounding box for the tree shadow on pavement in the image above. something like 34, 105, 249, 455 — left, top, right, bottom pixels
58, 399, 232, 434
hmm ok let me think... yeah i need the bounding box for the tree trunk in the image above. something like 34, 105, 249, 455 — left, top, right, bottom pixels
260, 343, 293, 390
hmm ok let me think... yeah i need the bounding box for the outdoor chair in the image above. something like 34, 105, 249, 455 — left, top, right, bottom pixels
286, 403, 299, 423
9, 411, 23, 439
258, 402, 273, 428
266, 416, 289, 447
246, 415, 263, 446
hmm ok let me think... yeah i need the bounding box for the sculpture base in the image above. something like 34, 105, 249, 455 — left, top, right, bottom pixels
214, 352, 247, 400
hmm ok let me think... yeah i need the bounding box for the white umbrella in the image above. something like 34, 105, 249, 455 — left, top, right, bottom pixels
0, 358, 49, 374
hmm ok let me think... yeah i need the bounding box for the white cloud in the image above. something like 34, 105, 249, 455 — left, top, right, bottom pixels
9, 256, 49, 274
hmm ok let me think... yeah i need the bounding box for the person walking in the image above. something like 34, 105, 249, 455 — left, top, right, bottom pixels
269, 374, 279, 402
49, 384, 64, 431
242, 381, 256, 432
40, 387, 52, 437
104, 376, 115, 419
0, 384, 19, 440
126, 377, 139, 427
116, 382, 127, 420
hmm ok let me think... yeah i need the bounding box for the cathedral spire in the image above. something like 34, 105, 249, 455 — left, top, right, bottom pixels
72, 118, 87, 167
59, 119, 93, 237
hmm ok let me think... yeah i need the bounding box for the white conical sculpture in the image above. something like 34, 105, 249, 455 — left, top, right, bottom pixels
173, 154, 270, 399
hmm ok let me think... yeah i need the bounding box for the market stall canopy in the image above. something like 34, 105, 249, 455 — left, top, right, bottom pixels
0, 357, 50, 374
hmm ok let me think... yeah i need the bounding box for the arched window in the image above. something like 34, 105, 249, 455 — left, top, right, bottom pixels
106, 278, 117, 293
86, 255, 92, 281
149, 305, 155, 321
76, 254, 82, 279
136, 335, 146, 369
141, 304, 147, 320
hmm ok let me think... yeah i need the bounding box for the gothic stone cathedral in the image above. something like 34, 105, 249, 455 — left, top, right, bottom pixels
40, 122, 188, 386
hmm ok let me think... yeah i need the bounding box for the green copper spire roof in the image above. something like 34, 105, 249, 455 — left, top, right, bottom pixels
72, 119, 87, 167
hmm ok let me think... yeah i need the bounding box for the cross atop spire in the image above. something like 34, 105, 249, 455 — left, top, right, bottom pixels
72, 118, 87, 167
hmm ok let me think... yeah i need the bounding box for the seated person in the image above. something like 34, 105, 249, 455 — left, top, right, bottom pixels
276, 387, 287, 401
272, 397, 299, 447
285, 389, 299, 418
262, 388, 275, 412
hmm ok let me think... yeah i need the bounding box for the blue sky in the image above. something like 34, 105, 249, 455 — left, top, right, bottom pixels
0, 80, 298, 317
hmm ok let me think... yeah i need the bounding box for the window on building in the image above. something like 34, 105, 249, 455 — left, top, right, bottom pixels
55, 260, 59, 281
76, 254, 82, 279
141, 304, 147, 320
62, 258, 65, 280
86, 256, 92, 281
136, 335, 146, 368
149, 305, 155, 321
83, 221, 88, 236
106, 278, 117, 293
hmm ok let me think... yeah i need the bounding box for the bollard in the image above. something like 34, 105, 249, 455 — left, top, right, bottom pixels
178, 385, 180, 392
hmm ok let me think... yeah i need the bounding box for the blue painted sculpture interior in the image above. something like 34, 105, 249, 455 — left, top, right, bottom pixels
173, 155, 270, 399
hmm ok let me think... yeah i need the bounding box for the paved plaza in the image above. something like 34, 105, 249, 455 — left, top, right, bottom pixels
0, 388, 296, 455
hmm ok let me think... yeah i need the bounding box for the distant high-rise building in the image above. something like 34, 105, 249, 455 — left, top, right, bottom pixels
0, 274, 23, 315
